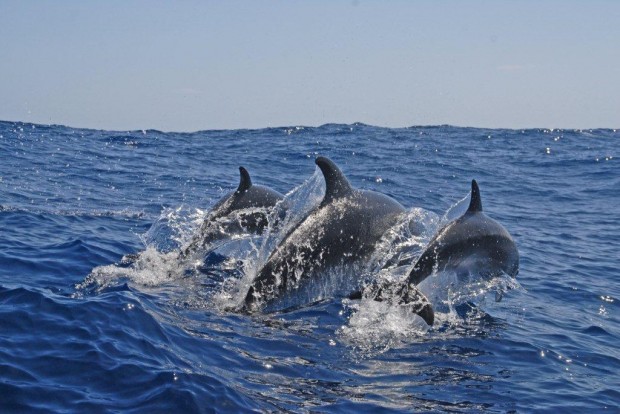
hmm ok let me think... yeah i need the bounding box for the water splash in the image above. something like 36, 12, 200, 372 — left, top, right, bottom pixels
76, 174, 521, 350
141, 205, 205, 252
337, 298, 430, 355
76, 168, 325, 306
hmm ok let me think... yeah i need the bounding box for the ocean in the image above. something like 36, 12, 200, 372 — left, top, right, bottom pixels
0, 121, 618, 413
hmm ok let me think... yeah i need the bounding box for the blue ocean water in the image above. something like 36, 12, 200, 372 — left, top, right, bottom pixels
0, 120, 618, 413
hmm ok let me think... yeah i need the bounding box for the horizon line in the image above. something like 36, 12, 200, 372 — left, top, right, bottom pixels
0, 118, 617, 134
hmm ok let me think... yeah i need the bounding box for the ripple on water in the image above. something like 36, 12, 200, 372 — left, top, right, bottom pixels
0, 122, 618, 411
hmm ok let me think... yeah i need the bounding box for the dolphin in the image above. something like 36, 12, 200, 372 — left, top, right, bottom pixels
407, 179, 519, 284
180, 166, 285, 257
242, 156, 435, 325
362, 179, 518, 323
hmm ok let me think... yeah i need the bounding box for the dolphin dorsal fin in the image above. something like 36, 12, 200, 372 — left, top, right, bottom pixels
315, 156, 353, 205
468, 179, 483, 212
237, 167, 252, 192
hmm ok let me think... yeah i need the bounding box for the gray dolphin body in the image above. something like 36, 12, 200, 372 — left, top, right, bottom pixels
407, 179, 519, 285
364, 180, 518, 323
242, 156, 435, 325
180, 167, 284, 257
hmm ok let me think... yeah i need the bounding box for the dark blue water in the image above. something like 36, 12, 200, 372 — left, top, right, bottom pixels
1, 121, 618, 413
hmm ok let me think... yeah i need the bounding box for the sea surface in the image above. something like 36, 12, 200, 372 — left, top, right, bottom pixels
0, 121, 618, 413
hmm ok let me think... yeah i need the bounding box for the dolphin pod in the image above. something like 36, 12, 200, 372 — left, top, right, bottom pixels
189, 157, 518, 326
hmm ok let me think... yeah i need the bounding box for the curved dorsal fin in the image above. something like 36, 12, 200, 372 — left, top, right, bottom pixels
468, 179, 483, 212
315, 156, 353, 205
237, 167, 252, 192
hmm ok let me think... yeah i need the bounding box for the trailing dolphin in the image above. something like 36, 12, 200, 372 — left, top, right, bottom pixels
242, 156, 435, 325
180, 166, 285, 257
362, 179, 518, 322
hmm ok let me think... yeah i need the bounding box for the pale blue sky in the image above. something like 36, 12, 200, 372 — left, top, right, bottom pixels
1, 1, 618, 131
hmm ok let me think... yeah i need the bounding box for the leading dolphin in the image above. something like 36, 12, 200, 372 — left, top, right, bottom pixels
407, 180, 519, 284
364, 179, 518, 318
180, 166, 285, 257
242, 156, 434, 325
